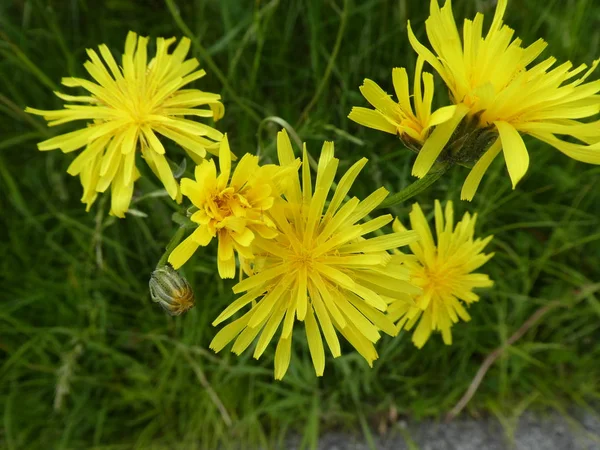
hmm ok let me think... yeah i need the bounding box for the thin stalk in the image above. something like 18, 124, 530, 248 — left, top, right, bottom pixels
164, 0, 262, 125
156, 226, 187, 268
376, 163, 449, 209
296, 0, 349, 127
0, 31, 59, 91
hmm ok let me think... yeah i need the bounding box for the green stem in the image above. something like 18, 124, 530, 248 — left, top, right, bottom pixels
164, 0, 262, 125
377, 164, 449, 209
0, 31, 59, 92
256, 116, 303, 157
296, 0, 349, 127
156, 226, 187, 268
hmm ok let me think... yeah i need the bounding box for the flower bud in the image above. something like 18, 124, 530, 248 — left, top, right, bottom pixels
149, 265, 195, 316
437, 112, 497, 166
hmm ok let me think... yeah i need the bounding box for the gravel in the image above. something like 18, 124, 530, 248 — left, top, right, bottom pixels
289, 410, 600, 450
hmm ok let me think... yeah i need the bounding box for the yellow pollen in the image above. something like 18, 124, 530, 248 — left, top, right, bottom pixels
292, 249, 316, 271
421, 263, 455, 294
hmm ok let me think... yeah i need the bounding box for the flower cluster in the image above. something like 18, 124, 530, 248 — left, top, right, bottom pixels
33, 0, 600, 379
350, 0, 600, 200
209, 130, 419, 378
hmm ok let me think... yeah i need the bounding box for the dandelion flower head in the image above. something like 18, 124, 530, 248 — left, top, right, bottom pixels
26, 31, 225, 217
209, 130, 420, 380
388, 200, 494, 348
168, 134, 298, 279
349, 57, 459, 150
407, 0, 600, 199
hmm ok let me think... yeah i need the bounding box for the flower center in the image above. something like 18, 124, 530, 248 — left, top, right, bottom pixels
207, 188, 236, 219
420, 262, 456, 296
122, 82, 158, 125
215, 191, 233, 211
204, 188, 255, 228
291, 248, 317, 272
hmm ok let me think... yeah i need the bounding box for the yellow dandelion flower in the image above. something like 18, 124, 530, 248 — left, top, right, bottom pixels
26, 31, 225, 217
209, 130, 419, 379
168, 134, 298, 279
407, 0, 600, 199
388, 200, 494, 348
348, 57, 460, 150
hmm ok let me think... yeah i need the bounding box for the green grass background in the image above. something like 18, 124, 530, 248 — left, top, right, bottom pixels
1, 0, 600, 448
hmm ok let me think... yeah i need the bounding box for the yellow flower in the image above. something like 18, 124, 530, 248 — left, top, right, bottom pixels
168, 134, 296, 279
209, 130, 419, 379
348, 57, 459, 149
388, 200, 494, 348
407, 0, 600, 199
26, 31, 225, 217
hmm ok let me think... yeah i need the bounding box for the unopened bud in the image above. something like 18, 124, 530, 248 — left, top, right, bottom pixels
409, 112, 497, 167
439, 112, 497, 165
149, 265, 195, 316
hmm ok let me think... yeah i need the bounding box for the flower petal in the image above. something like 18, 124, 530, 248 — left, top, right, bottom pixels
494, 120, 530, 188
412, 104, 469, 178
348, 107, 397, 134
461, 137, 502, 200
